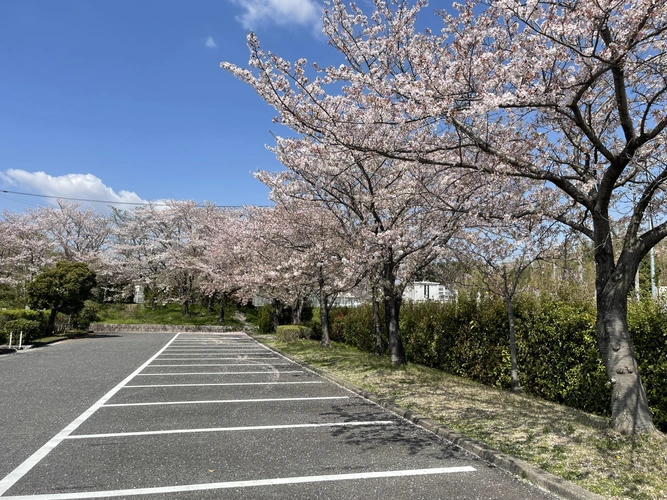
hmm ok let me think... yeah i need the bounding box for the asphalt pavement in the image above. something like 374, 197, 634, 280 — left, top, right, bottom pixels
0, 332, 556, 499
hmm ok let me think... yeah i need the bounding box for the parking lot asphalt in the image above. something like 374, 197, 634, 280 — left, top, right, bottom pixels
0, 332, 556, 499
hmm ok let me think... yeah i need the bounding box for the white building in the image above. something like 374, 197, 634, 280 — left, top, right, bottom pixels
402, 281, 456, 303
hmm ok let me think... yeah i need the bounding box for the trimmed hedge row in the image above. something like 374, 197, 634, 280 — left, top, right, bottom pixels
326, 296, 667, 432
0, 309, 48, 344
276, 325, 313, 342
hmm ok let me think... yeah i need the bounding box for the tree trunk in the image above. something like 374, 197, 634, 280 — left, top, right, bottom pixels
46, 308, 58, 335
597, 278, 655, 434
372, 287, 383, 356
218, 299, 225, 323
319, 284, 331, 348
182, 299, 189, 316
384, 287, 406, 366
505, 296, 520, 393
208, 292, 216, 312
292, 298, 303, 325
593, 215, 655, 433
271, 299, 282, 333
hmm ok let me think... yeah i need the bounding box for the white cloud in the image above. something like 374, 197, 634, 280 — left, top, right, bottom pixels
231, 0, 322, 31
205, 36, 217, 48
0, 169, 149, 212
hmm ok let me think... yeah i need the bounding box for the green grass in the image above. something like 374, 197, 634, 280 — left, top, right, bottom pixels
97, 303, 245, 327
256, 335, 667, 500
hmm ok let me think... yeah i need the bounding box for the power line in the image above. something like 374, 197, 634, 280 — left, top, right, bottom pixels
0, 189, 267, 209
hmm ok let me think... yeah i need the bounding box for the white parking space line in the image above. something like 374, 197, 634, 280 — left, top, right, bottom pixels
168, 342, 260, 344
0, 334, 181, 497
102, 396, 350, 407
0, 467, 476, 499
170, 341, 256, 344
66, 421, 395, 440
158, 353, 270, 356
151, 357, 279, 361
143, 363, 290, 368
124, 381, 324, 388
147, 363, 288, 367
162, 347, 266, 354
136, 370, 304, 375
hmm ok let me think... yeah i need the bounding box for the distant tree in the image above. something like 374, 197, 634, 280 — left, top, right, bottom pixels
27, 261, 97, 334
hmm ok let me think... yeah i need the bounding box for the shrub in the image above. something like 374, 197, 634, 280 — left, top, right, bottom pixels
0, 309, 47, 344
311, 295, 667, 431
276, 325, 313, 342
515, 297, 608, 415
258, 304, 274, 333
0, 308, 47, 326
73, 300, 101, 330
2, 319, 42, 343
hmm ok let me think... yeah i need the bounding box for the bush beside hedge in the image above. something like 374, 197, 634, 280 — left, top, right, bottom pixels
1, 319, 42, 344
327, 296, 667, 432
0, 309, 47, 344
276, 325, 313, 342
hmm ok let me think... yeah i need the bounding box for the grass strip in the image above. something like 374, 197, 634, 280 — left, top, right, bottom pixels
256, 335, 667, 500
97, 303, 244, 327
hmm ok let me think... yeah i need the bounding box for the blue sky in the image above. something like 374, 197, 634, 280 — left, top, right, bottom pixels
0, 0, 351, 213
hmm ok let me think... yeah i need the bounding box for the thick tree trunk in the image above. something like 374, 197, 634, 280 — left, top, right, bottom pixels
372, 287, 383, 356
597, 279, 655, 434
384, 287, 406, 366
505, 296, 520, 393
593, 215, 655, 434
182, 299, 189, 316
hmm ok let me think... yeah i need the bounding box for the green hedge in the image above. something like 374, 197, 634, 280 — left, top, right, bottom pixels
276, 325, 313, 342
2, 319, 42, 343
258, 304, 274, 333
0, 309, 47, 344
628, 300, 667, 432
328, 296, 667, 432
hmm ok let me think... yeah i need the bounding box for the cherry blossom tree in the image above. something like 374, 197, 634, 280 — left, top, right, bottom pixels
436, 0, 667, 434
0, 210, 55, 304
197, 207, 278, 323
108, 201, 209, 312
222, 0, 666, 433
457, 212, 561, 392
256, 137, 472, 362
35, 201, 110, 265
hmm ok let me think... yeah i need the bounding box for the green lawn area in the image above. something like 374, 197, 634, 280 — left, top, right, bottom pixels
256, 335, 667, 500
96, 303, 245, 327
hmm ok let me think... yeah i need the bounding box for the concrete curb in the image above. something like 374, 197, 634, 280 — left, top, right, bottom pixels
257, 339, 606, 500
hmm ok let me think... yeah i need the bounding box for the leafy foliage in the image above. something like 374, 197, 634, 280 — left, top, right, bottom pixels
328, 296, 667, 432
72, 300, 101, 330
0, 309, 47, 344
257, 304, 274, 334
1, 318, 42, 343
276, 325, 312, 342
27, 261, 97, 315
